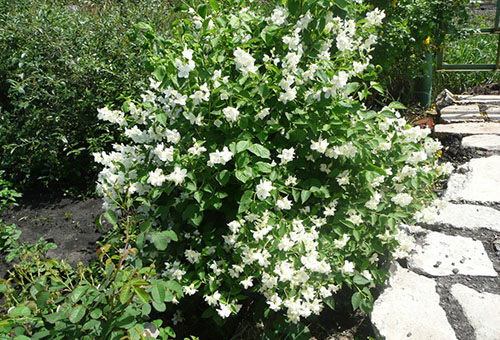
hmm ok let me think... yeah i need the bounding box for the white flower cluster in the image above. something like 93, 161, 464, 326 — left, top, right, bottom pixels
93, 2, 453, 326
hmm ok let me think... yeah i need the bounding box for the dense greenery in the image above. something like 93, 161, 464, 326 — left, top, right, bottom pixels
368, 0, 471, 104
0, 0, 485, 339
0, 0, 178, 195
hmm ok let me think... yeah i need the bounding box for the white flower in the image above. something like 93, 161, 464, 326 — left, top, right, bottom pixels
167, 167, 187, 186
240, 276, 254, 289
154, 143, 174, 162
147, 168, 167, 187
407, 150, 427, 165
217, 303, 232, 319
256, 108, 270, 120
97, 107, 127, 126
336, 170, 350, 186
285, 176, 297, 186
267, 294, 283, 311
183, 283, 198, 295
365, 192, 382, 210
182, 46, 194, 60
188, 142, 207, 156
208, 147, 233, 166
256, 179, 275, 200
234, 47, 258, 75
174, 58, 195, 78
205, 291, 221, 306
277, 147, 295, 165
334, 234, 350, 248
365, 8, 386, 26
276, 196, 292, 210
391, 193, 413, 207
341, 260, 355, 274
184, 249, 201, 264
346, 213, 362, 226
270, 6, 287, 26
311, 139, 329, 154
279, 87, 297, 104
222, 106, 240, 122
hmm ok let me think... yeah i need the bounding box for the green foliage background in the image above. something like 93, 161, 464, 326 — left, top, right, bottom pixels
0, 0, 179, 195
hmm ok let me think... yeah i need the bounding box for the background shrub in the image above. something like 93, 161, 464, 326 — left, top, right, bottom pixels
0, 0, 179, 195
367, 0, 471, 104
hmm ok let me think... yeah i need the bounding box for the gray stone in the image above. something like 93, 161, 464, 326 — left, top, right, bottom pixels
456, 94, 500, 104
445, 156, 500, 203
371, 264, 457, 340
435, 203, 500, 232
462, 134, 500, 151
434, 122, 500, 135
408, 232, 497, 277
484, 107, 500, 121
451, 284, 500, 340
440, 105, 483, 123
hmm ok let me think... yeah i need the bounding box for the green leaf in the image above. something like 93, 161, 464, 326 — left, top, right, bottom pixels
287, 0, 300, 16
151, 232, 169, 251
208, 0, 219, 11
235, 167, 253, 183
216, 170, 230, 186
152, 300, 166, 312
103, 210, 117, 228
133, 286, 150, 304
70, 286, 88, 303
351, 292, 362, 311
69, 305, 86, 324
152, 282, 165, 304
197, 4, 208, 18
388, 101, 406, 110
254, 162, 272, 174
120, 285, 131, 304
156, 112, 167, 126
90, 309, 102, 319
36, 291, 50, 309
166, 281, 183, 295
164, 230, 178, 242
9, 306, 31, 317
14, 336, 30, 340
248, 144, 271, 159
154, 66, 166, 83
236, 140, 252, 153
333, 0, 348, 9
301, 190, 311, 204
32, 330, 50, 339
353, 274, 370, 285
238, 190, 253, 214
82, 319, 101, 331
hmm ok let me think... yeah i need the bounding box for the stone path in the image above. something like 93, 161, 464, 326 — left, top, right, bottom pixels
371, 97, 500, 340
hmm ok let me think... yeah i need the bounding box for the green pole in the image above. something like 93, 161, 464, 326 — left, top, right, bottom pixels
416, 52, 433, 108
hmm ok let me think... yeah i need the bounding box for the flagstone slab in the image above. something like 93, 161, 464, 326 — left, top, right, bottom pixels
462, 134, 500, 151
440, 105, 483, 123
456, 95, 500, 104
371, 265, 457, 340
408, 232, 497, 277
451, 284, 500, 340
445, 156, 500, 203
434, 122, 500, 135
485, 107, 500, 121
435, 203, 500, 233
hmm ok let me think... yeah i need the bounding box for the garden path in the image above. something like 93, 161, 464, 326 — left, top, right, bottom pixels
371, 96, 500, 340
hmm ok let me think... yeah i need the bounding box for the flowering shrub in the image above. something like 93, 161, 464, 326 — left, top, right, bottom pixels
94, 0, 452, 328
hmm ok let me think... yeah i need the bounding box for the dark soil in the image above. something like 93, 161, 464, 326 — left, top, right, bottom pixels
465, 82, 500, 95
0, 194, 106, 278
